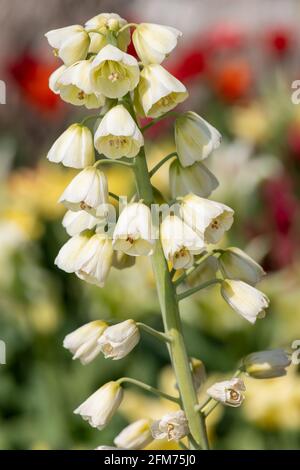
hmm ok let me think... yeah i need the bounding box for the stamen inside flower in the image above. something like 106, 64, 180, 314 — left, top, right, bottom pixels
108, 72, 120, 82
77, 90, 85, 100
80, 201, 92, 210
228, 389, 239, 401
175, 247, 188, 259
108, 137, 128, 148
210, 218, 220, 230
126, 236, 135, 244
167, 423, 175, 440
102, 343, 113, 354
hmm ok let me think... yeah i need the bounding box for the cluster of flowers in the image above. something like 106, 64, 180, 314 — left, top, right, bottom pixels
45, 12, 291, 449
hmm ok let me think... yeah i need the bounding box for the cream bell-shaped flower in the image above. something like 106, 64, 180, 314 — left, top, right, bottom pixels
221, 279, 270, 324
95, 446, 121, 450
94, 105, 144, 159
47, 124, 95, 169
175, 112, 221, 167
242, 349, 291, 379
132, 23, 182, 65
179, 194, 234, 244
98, 319, 140, 360
75, 234, 113, 287
54, 232, 90, 274
90, 45, 140, 99
58, 166, 108, 213
74, 381, 123, 429
136, 64, 188, 118
49, 65, 67, 94
151, 411, 189, 441
219, 247, 266, 286
85, 13, 130, 53
57, 60, 105, 109
169, 160, 219, 199
206, 378, 246, 407
45, 25, 90, 66
63, 320, 108, 365
113, 203, 155, 256
160, 215, 205, 270
114, 419, 153, 450
62, 210, 99, 236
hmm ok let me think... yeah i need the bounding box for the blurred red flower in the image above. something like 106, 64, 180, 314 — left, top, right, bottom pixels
265, 26, 294, 57
209, 59, 252, 102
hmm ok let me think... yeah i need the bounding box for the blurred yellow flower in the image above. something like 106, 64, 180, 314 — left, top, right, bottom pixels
230, 104, 269, 145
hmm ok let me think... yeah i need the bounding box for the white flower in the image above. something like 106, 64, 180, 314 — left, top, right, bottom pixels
94, 105, 143, 159
114, 419, 153, 449
169, 160, 219, 199
242, 349, 291, 379
74, 381, 123, 429
62, 210, 99, 236
75, 234, 113, 287
219, 247, 266, 286
180, 194, 234, 244
175, 112, 221, 167
132, 23, 181, 65
160, 215, 205, 269
85, 13, 130, 53
221, 279, 270, 324
58, 166, 108, 213
95, 446, 121, 450
98, 319, 140, 360
63, 320, 108, 365
90, 45, 140, 99
57, 60, 105, 109
113, 203, 155, 256
136, 64, 188, 118
45, 25, 90, 66
151, 411, 189, 441
47, 124, 95, 169
207, 378, 246, 407
49, 65, 67, 94
54, 232, 90, 274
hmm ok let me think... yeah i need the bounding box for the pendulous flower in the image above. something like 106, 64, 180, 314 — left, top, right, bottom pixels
45, 25, 90, 66
133, 23, 181, 65
219, 247, 266, 286
169, 159, 219, 199
114, 419, 153, 449
62, 210, 99, 236
63, 320, 108, 365
94, 104, 144, 159
221, 279, 270, 323
98, 319, 140, 360
207, 378, 246, 407
85, 13, 130, 53
47, 124, 95, 169
75, 234, 113, 287
74, 381, 123, 429
175, 112, 221, 167
54, 232, 91, 274
151, 410, 189, 441
242, 349, 291, 379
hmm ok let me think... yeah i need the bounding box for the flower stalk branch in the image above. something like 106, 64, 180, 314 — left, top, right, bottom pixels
117, 377, 180, 404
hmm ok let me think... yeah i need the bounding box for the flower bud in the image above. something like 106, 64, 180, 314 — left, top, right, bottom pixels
151, 410, 189, 441
74, 381, 123, 429
136, 64, 188, 118
62, 210, 99, 236
45, 25, 90, 66
175, 112, 221, 167
57, 60, 105, 109
242, 349, 291, 379
219, 247, 265, 286
94, 105, 144, 159
75, 234, 113, 287
114, 419, 153, 449
207, 378, 245, 407
47, 124, 95, 169
113, 203, 155, 256
221, 279, 269, 324
180, 194, 234, 244
160, 214, 205, 270
132, 23, 182, 65
85, 13, 130, 53
98, 319, 140, 360
58, 167, 108, 213
55, 232, 90, 274
90, 45, 140, 99
63, 320, 108, 364
169, 160, 219, 199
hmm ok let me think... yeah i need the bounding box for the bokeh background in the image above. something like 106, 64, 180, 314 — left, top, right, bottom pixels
0, 0, 300, 450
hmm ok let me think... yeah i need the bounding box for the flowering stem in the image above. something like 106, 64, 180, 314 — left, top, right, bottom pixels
126, 96, 209, 450
141, 111, 181, 132
109, 192, 120, 202
136, 322, 172, 343
117, 23, 137, 35
94, 158, 134, 168
177, 279, 222, 302
117, 377, 180, 404
149, 152, 177, 178
80, 114, 103, 125
174, 252, 215, 286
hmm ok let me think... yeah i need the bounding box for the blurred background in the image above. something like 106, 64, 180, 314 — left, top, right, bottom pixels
0, 0, 300, 450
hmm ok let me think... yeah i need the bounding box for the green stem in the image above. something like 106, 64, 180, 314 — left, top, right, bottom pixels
177, 279, 221, 302
80, 114, 103, 126
117, 377, 180, 404
174, 252, 215, 286
109, 192, 120, 202
126, 97, 208, 450
117, 23, 137, 35
149, 152, 177, 178
141, 111, 180, 132
94, 159, 134, 168
137, 322, 172, 343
